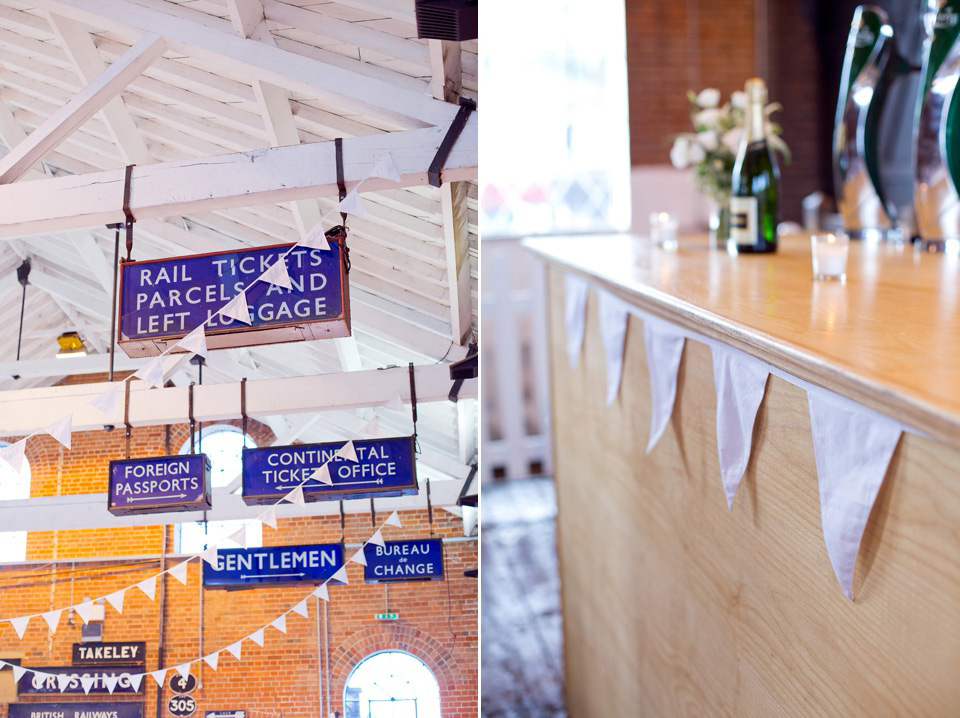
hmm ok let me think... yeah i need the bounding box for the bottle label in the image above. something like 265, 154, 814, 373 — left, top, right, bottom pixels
730, 196, 758, 244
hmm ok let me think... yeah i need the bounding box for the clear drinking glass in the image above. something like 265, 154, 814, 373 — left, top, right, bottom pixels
649, 212, 678, 250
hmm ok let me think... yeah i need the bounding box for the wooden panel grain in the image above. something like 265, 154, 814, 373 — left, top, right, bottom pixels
547, 268, 960, 717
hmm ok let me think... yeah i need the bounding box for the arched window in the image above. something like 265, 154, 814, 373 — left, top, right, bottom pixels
0, 442, 31, 563
344, 651, 441, 718
177, 426, 261, 553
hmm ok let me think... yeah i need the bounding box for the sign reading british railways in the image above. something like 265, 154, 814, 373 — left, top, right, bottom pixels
9, 704, 144, 718
108, 455, 212, 516
118, 240, 350, 357
242, 436, 418, 505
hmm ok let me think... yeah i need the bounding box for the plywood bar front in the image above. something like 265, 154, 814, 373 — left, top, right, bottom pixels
526, 234, 960, 717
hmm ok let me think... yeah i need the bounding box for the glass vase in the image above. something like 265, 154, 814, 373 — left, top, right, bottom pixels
709, 198, 731, 248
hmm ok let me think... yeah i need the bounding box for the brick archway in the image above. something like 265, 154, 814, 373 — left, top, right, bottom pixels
329, 624, 462, 715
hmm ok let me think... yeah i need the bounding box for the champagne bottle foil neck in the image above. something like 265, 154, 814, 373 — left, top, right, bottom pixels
745, 78, 768, 105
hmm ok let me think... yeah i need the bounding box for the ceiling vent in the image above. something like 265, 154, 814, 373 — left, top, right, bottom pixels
415, 0, 478, 42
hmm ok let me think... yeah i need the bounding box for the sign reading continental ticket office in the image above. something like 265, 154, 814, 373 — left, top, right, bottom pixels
118, 240, 350, 358
107, 455, 211, 516
363, 539, 444, 583
203, 543, 344, 589
8, 704, 144, 718
242, 436, 418, 505
17, 667, 145, 695
72, 641, 146, 666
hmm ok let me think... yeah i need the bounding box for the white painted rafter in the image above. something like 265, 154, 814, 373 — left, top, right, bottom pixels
0, 31, 165, 184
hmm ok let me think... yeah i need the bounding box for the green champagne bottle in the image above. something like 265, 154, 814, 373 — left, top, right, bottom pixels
729, 78, 781, 253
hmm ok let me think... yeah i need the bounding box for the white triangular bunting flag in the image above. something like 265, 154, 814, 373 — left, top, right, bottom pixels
360, 416, 380, 437
565, 274, 590, 369
103, 674, 119, 694
258, 257, 292, 289
10, 615, 30, 639
385, 392, 404, 413
249, 628, 265, 647
337, 189, 368, 217
291, 600, 309, 618
105, 589, 126, 614
169, 561, 189, 585
228, 526, 247, 548
57, 673, 72, 692
301, 223, 331, 251
370, 154, 402, 183
219, 291, 251, 325
175, 663, 191, 679
175, 325, 208, 359
350, 549, 367, 566
271, 614, 287, 634
312, 463, 332, 486
12, 664, 26, 683
80, 674, 96, 694
598, 291, 630, 406
200, 547, 219, 566
368, 529, 386, 548
258, 507, 278, 530
0, 439, 26, 473
44, 414, 72, 450
808, 391, 902, 599
204, 652, 220, 671
314, 584, 329, 601
286, 486, 305, 506
150, 669, 167, 687
332, 566, 349, 584
90, 384, 120, 418
41, 609, 61, 633
644, 318, 686, 453
137, 576, 157, 600
127, 673, 144, 692
74, 601, 96, 624
711, 347, 770, 510
133, 356, 166, 389
385, 510, 402, 528
337, 440, 358, 462
225, 641, 242, 661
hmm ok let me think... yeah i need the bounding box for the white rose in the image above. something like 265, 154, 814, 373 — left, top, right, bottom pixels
697, 130, 719, 151
721, 128, 743, 154
731, 91, 747, 109
669, 137, 690, 169
693, 108, 720, 129
688, 143, 706, 165
696, 88, 721, 108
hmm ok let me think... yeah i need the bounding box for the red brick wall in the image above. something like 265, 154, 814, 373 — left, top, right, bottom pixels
0, 415, 478, 717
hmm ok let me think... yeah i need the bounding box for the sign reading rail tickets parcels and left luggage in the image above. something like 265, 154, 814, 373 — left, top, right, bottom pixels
118, 237, 350, 357
108, 454, 212, 515
241, 436, 418, 505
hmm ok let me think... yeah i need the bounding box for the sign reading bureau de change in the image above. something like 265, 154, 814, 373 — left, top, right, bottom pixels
9, 704, 144, 718
363, 539, 444, 583
18, 667, 145, 695
203, 543, 344, 589
118, 240, 350, 358
108, 455, 211, 516
242, 436, 418, 505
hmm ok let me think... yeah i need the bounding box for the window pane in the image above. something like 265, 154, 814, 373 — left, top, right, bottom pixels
345, 652, 441, 718
0, 445, 31, 563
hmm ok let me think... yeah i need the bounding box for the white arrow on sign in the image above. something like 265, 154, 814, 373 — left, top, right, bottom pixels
300, 478, 385, 488
126, 494, 188, 503
239, 572, 306, 580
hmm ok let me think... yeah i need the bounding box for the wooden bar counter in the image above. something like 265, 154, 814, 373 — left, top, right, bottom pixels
525, 233, 960, 717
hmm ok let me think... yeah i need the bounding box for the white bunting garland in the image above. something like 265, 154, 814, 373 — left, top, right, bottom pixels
332, 566, 349, 584
286, 486, 305, 506
385, 511, 402, 528
564, 274, 590, 369
219, 291, 252, 325
103, 674, 119, 694
10, 615, 30, 639
74, 601, 97, 624
228, 525, 247, 548
175, 663, 191, 679
258, 507, 278, 530
300, 223, 331, 251
57, 673, 71, 692
150, 669, 167, 687
43, 414, 73, 450
89, 384, 120, 418
105, 589, 125, 614
258, 256, 293, 289
312, 463, 332, 486
350, 549, 367, 566
137, 576, 157, 600
271, 614, 287, 634
169, 561, 189, 585
12, 664, 26, 683
337, 440, 358, 462
314, 584, 329, 602
291, 600, 309, 618
133, 356, 166, 389
200, 547, 219, 566
204, 652, 220, 671
0, 439, 26, 473
643, 318, 686, 454
370, 154, 402, 183
128, 673, 144, 692
368, 529, 386, 548
249, 628, 265, 647
597, 291, 630, 406
337, 190, 368, 217
41, 609, 61, 633
80, 674, 96, 694
175, 325, 208, 359
226, 641, 243, 661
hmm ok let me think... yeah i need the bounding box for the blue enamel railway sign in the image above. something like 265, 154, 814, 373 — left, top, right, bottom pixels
9, 705, 144, 718
203, 543, 344, 589
363, 539, 445, 583
108, 454, 212, 516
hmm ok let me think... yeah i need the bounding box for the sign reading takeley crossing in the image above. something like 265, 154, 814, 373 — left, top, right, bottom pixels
203, 543, 344, 589
242, 436, 418, 505
118, 239, 350, 357
108, 455, 211, 516
73, 641, 146, 666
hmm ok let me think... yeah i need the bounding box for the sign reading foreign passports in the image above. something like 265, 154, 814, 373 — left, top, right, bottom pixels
203, 543, 343, 589
118, 240, 350, 358
17, 666, 145, 695
364, 539, 444, 583
108, 455, 211, 515
9, 705, 144, 718
242, 436, 418, 505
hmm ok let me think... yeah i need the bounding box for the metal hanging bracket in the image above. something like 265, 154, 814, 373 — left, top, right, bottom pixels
428, 98, 476, 188
339, 500, 346, 543
370, 498, 376, 528
408, 362, 419, 438
121, 164, 137, 263
123, 380, 132, 459
335, 137, 347, 225
188, 382, 196, 454
240, 377, 248, 437
426, 478, 434, 536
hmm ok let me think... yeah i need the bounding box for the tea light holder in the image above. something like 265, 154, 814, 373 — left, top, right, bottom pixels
811, 232, 849, 282
650, 212, 678, 250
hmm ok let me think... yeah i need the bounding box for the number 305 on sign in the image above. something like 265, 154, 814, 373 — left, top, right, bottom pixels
169, 695, 197, 717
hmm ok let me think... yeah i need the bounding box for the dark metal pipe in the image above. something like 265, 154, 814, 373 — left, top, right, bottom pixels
108, 224, 121, 382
